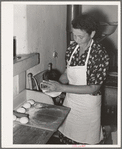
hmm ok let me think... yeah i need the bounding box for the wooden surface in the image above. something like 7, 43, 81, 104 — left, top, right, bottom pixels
13, 101, 71, 144
14, 102, 71, 131
13, 123, 54, 144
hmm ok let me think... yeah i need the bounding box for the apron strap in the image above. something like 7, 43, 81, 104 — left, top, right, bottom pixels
68, 39, 94, 66
85, 39, 94, 66
68, 45, 79, 65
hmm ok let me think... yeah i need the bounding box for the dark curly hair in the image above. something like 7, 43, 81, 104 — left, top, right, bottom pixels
72, 14, 100, 38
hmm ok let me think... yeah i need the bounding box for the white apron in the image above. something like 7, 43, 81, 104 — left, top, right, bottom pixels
59, 40, 103, 144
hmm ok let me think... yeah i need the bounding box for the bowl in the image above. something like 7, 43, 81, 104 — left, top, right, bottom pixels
42, 89, 61, 97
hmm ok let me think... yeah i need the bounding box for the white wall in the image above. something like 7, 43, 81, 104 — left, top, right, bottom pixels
14, 4, 67, 76
26, 5, 67, 75
14, 5, 28, 54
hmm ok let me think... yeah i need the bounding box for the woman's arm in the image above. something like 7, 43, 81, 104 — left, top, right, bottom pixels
62, 84, 102, 94
59, 69, 69, 84
41, 80, 102, 95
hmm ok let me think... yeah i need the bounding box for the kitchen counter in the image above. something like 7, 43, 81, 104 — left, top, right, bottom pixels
13, 123, 54, 144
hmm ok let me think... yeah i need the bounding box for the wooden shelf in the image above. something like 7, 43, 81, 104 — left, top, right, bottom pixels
13, 53, 40, 76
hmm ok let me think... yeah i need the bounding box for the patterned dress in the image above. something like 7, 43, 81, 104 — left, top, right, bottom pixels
65, 40, 109, 95
58, 40, 109, 144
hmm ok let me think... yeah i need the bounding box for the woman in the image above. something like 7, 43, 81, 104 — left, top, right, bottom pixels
41, 14, 109, 144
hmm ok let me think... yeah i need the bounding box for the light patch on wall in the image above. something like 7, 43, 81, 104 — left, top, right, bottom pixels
14, 5, 28, 54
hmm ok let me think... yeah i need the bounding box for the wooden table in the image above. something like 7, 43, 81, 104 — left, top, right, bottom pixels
13, 123, 54, 144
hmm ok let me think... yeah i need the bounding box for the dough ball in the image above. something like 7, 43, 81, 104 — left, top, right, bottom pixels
17, 107, 26, 113
35, 103, 43, 109
13, 115, 17, 121
22, 102, 31, 109
20, 117, 29, 124
27, 99, 35, 105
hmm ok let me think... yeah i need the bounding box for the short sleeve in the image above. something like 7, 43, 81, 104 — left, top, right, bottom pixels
87, 44, 110, 85
65, 42, 77, 65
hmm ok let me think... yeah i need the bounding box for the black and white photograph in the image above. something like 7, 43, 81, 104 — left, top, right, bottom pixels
1, 1, 121, 148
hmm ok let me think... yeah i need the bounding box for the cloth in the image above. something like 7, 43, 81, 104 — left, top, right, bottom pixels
59, 40, 103, 144
58, 130, 105, 144
65, 41, 109, 90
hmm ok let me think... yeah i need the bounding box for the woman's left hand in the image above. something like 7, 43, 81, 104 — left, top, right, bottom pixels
40, 80, 63, 92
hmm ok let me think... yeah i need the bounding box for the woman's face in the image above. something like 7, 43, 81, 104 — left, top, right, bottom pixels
72, 28, 92, 46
